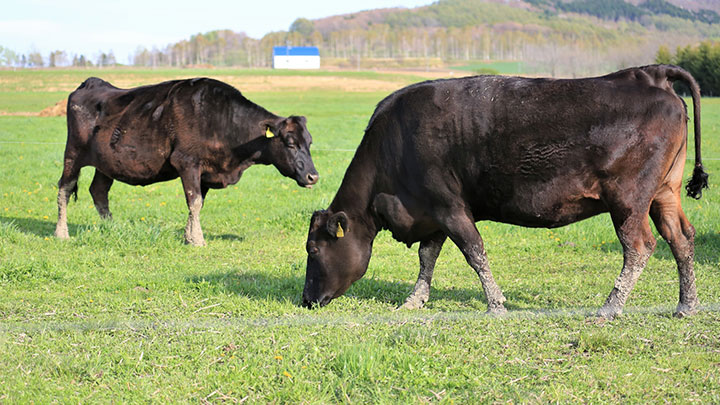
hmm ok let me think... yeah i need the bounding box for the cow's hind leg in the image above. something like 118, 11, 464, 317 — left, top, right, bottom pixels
438, 211, 506, 314
89, 170, 114, 219
400, 232, 446, 310
54, 157, 82, 239
598, 212, 657, 319
650, 191, 698, 317
179, 168, 206, 246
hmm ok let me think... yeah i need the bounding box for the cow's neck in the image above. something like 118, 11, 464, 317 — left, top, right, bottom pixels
328, 138, 380, 238
232, 105, 278, 164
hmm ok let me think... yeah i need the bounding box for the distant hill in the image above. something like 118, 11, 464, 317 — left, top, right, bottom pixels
129, 0, 719, 77
625, 0, 720, 13
523, 0, 719, 24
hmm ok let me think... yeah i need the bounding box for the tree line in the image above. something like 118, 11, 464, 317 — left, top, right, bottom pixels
656, 41, 720, 96
0, 45, 117, 68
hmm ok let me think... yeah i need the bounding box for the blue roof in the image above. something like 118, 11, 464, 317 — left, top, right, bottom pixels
273, 46, 319, 56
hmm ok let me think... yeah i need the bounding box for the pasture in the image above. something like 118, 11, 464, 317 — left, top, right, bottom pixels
0, 68, 719, 402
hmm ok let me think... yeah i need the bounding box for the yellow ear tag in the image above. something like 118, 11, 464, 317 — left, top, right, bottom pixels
265, 127, 275, 138
336, 223, 345, 238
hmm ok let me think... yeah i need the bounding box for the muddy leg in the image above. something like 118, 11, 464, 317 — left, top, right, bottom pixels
54, 158, 81, 239
89, 170, 114, 219
650, 196, 699, 317
180, 169, 205, 246
598, 214, 656, 319
400, 232, 446, 310
440, 212, 506, 314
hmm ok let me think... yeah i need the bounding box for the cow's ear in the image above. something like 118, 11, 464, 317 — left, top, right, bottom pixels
326, 212, 349, 239
259, 118, 283, 138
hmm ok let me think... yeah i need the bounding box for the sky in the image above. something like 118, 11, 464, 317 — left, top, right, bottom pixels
1, 0, 433, 64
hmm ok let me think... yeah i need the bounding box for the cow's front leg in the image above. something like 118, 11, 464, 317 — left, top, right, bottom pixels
180, 169, 206, 246
400, 232, 446, 310
440, 213, 506, 314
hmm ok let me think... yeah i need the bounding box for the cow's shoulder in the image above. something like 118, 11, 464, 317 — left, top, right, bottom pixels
75, 77, 116, 92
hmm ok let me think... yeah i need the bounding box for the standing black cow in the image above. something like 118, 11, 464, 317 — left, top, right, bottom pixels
302, 64, 708, 319
55, 77, 318, 246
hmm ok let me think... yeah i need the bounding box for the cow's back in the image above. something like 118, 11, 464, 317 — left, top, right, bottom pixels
65, 78, 187, 184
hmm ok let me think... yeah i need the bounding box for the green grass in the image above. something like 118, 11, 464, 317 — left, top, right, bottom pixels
0, 92, 67, 113
0, 68, 719, 402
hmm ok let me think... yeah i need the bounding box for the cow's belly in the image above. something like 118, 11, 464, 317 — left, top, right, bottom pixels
488, 196, 607, 228
474, 176, 607, 228
91, 144, 177, 185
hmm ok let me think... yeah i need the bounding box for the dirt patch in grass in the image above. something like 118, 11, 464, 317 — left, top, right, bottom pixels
38, 99, 68, 117
0, 98, 67, 117
218, 75, 404, 93
98, 75, 403, 92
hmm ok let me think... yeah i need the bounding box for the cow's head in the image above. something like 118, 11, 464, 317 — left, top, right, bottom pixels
302, 209, 373, 308
264, 116, 318, 188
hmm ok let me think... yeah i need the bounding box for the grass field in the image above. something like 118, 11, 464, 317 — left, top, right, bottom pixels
452, 61, 527, 75
0, 68, 719, 402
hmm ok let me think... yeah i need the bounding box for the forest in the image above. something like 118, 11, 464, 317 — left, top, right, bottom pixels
657, 41, 720, 96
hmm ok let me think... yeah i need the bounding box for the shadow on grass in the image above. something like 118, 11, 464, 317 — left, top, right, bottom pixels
185, 270, 542, 311
205, 233, 246, 242
695, 232, 720, 265
595, 231, 719, 266
0, 215, 61, 237
0, 216, 246, 244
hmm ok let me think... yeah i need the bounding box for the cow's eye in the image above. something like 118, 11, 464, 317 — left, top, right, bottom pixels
307, 244, 319, 256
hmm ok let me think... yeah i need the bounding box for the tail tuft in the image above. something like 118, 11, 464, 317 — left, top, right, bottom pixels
686, 163, 709, 199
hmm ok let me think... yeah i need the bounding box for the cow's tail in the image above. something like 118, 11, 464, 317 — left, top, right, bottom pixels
661, 65, 708, 199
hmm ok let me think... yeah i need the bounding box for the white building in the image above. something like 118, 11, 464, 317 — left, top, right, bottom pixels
272, 46, 320, 69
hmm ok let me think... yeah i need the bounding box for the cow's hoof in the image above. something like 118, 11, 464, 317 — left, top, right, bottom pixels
674, 302, 698, 318
184, 238, 206, 247
54, 229, 69, 239
486, 304, 507, 316
398, 296, 427, 310
596, 305, 621, 320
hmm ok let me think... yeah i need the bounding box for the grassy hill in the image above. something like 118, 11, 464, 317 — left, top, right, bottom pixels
293, 0, 718, 76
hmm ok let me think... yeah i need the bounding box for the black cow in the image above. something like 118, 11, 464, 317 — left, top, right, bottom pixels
302, 64, 708, 319
55, 77, 318, 246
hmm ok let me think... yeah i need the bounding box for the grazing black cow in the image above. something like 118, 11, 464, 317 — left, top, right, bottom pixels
55, 77, 318, 246
302, 64, 708, 319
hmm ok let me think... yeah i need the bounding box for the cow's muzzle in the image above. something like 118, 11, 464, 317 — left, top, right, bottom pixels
301, 293, 331, 309
297, 170, 319, 188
